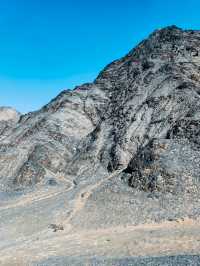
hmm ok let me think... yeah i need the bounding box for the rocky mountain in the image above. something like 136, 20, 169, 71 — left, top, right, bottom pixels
1, 26, 200, 265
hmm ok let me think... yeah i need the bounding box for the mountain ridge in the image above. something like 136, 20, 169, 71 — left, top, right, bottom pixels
1, 25, 200, 265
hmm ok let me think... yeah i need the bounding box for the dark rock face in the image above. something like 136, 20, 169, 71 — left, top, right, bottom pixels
0, 26, 200, 197
124, 139, 200, 195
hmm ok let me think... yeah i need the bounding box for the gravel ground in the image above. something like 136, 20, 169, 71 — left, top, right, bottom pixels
34, 255, 200, 266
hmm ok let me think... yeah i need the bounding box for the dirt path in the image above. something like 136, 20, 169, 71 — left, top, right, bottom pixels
0, 179, 74, 211
63, 169, 123, 227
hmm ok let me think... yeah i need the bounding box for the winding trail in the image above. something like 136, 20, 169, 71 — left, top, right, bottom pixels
0, 172, 74, 211
64, 169, 123, 227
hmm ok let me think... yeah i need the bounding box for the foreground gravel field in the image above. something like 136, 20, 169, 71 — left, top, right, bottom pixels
34, 255, 200, 266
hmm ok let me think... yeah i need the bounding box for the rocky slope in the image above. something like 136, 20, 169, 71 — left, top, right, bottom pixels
1, 26, 200, 265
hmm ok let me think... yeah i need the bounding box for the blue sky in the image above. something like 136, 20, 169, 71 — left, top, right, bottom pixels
0, 0, 200, 113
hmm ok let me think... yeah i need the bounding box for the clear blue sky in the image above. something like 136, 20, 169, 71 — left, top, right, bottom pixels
0, 0, 199, 113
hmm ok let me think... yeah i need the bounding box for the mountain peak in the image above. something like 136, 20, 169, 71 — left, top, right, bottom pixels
155, 25, 182, 33
1, 26, 200, 265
